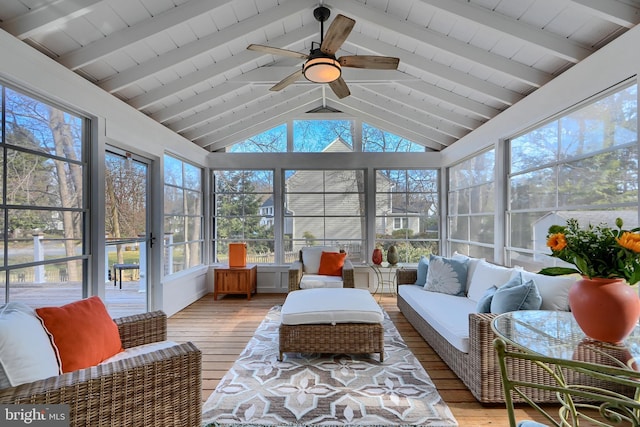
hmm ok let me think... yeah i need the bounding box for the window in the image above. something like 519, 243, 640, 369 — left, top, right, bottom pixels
284, 169, 365, 261
375, 169, 439, 263
293, 120, 353, 152
448, 149, 496, 261
228, 124, 287, 152
213, 170, 274, 263
363, 123, 425, 152
507, 83, 638, 270
394, 218, 408, 229
1, 84, 88, 305
164, 154, 204, 274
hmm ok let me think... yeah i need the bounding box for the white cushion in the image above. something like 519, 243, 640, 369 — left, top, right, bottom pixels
281, 288, 383, 325
467, 260, 518, 302
100, 340, 179, 364
398, 284, 476, 353
299, 274, 343, 289
0, 302, 60, 388
301, 246, 339, 274
520, 270, 577, 311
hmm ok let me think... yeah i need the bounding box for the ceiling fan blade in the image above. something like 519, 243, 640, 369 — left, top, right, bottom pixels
339, 55, 400, 69
321, 14, 355, 56
270, 69, 304, 91
328, 77, 350, 99
247, 44, 308, 60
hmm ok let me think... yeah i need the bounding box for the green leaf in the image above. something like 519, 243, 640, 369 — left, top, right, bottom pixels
538, 267, 580, 276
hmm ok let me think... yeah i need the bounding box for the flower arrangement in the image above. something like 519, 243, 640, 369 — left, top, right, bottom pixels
540, 217, 640, 285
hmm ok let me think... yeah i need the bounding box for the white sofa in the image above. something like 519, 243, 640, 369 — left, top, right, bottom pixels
396, 254, 577, 404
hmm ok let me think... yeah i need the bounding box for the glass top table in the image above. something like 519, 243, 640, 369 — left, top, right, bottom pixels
492, 310, 640, 370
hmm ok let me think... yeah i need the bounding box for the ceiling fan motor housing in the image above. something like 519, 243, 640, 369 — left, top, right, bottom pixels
303, 48, 341, 83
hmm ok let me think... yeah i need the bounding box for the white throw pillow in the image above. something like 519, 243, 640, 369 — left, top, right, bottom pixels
301, 246, 339, 274
520, 271, 578, 311
452, 253, 484, 293
467, 260, 517, 302
0, 302, 60, 388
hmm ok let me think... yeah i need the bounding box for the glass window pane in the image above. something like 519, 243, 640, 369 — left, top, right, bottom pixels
511, 122, 558, 174
559, 147, 639, 206
9, 260, 84, 306
183, 163, 201, 191
449, 216, 468, 240
470, 215, 494, 244
450, 150, 495, 188
560, 84, 637, 159
164, 154, 204, 274
6, 150, 82, 209
230, 124, 287, 153
362, 123, 424, 152
185, 189, 202, 215
5, 88, 83, 159
164, 155, 183, 186
164, 187, 184, 215
470, 183, 495, 213
293, 120, 353, 152
510, 167, 557, 210
509, 212, 548, 250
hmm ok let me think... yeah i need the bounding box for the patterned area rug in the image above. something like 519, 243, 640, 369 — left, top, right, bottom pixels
202, 306, 458, 427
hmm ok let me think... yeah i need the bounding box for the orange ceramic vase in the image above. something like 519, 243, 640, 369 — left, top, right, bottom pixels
568, 277, 640, 344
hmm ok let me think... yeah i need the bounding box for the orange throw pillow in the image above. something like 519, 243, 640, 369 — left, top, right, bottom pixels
317, 251, 347, 276
35, 296, 123, 373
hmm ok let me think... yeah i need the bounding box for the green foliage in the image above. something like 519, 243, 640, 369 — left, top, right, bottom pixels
540, 218, 640, 285
215, 171, 272, 254
302, 231, 316, 245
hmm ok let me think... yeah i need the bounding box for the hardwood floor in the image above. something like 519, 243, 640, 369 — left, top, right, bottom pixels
167, 292, 549, 427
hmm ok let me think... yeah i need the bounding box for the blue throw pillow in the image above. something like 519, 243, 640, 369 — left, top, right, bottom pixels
490, 273, 542, 314
414, 255, 429, 286
476, 285, 497, 313
424, 255, 468, 296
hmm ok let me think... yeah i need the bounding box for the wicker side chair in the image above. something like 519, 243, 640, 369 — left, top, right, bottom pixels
0, 311, 202, 427
288, 247, 354, 292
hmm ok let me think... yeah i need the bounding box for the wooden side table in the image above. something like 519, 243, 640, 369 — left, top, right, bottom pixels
214, 264, 257, 300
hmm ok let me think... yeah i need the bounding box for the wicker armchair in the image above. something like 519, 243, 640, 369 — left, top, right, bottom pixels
288, 247, 354, 292
0, 311, 202, 427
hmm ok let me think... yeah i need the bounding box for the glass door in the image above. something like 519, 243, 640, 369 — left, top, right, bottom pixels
104, 150, 150, 316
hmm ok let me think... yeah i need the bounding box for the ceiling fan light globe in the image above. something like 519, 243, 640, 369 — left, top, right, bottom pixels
303, 57, 341, 83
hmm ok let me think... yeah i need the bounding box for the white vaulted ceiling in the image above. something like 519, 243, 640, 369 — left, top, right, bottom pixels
1, 0, 639, 152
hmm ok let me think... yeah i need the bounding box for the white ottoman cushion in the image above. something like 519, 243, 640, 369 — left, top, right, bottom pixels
299, 274, 344, 289
281, 288, 383, 325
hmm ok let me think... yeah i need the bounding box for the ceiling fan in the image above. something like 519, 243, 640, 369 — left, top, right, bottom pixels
247, 6, 400, 99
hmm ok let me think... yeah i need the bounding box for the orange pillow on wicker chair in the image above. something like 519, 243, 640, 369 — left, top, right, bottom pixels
317, 251, 347, 276
35, 296, 124, 373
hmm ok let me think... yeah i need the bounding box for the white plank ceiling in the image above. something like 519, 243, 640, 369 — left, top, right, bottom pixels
1, 0, 639, 152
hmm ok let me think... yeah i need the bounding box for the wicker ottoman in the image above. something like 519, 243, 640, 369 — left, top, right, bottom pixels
279, 288, 385, 362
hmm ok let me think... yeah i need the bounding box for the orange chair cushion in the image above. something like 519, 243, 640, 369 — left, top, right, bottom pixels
36, 296, 124, 373
317, 251, 347, 276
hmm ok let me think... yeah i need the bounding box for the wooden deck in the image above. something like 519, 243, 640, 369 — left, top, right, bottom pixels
9, 279, 146, 318
167, 292, 550, 427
